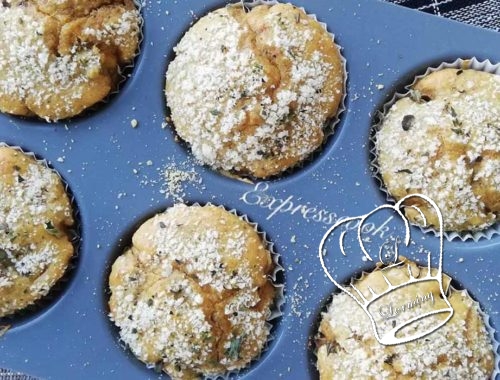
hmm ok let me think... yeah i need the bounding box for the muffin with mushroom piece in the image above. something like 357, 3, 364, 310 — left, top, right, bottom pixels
375, 68, 500, 233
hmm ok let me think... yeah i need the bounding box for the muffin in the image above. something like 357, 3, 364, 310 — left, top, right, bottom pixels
0, 0, 141, 122
0, 146, 75, 317
375, 68, 500, 233
109, 204, 276, 379
165, 3, 344, 178
316, 257, 495, 379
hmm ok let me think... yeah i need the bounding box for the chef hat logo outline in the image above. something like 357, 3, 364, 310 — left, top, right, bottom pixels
318, 194, 454, 346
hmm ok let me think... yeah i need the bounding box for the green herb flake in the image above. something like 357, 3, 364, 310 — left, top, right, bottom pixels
44, 221, 61, 237
447, 104, 458, 118
7, 231, 17, 243
252, 63, 263, 74
200, 331, 212, 342
210, 109, 221, 116
226, 335, 245, 360
444, 104, 463, 128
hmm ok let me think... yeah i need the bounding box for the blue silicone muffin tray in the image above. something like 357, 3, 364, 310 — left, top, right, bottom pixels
1, 0, 499, 379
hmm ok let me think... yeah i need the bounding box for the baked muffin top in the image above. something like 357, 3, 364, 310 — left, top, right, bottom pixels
165, 3, 344, 178
0, 146, 74, 317
316, 257, 495, 379
375, 68, 500, 233
0, 0, 141, 121
109, 204, 276, 379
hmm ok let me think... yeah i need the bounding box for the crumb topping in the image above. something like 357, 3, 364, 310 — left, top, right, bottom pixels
317, 261, 495, 379
0, 147, 74, 317
166, 4, 344, 178
109, 204, 275, 379
0, 1, 141, 121
376, 69, 500, 232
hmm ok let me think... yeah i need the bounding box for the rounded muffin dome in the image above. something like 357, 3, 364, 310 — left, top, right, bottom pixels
316, 257, 495, 379
165, 3, 344, 178
0, 0, 141, 121
375, 68, 500, 233
109, 204, 276, 379
0, 146, 75, 317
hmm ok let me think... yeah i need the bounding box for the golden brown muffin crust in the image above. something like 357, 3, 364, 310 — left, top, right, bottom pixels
0, 146, 74, 317
316, 257, 495, 379
109, 204, 276, 380
376, 68, 500, 233
166, 4, 344, 178
0, 0, 141, 121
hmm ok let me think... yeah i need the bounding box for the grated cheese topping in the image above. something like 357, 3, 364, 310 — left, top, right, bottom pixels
0, 1, 141, 121
109, 204, 275, 379
376, 69, 500, 232
165, 4, 344, 178
0, 147, 74, 317
317, 260, 495, 379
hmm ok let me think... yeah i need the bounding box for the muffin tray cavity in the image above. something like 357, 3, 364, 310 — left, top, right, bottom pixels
0, 0, 499, 379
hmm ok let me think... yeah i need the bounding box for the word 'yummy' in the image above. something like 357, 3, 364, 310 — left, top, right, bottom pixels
379, 292, 435, 320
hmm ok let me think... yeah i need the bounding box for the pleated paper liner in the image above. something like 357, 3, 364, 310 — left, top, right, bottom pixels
165, 0, 348, 183
106, 202, 285, 380
0, 142, 81, 326
370, 57, 500, 242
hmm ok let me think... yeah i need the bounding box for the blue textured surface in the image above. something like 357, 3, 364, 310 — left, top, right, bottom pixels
0, 0, 499, 379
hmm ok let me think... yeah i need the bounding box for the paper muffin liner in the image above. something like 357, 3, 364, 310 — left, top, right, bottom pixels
112, 0, 144, 97
313, 263, 500, 378
0, 142, 81, 323
370, 57, 500, 242
79, 0, 144, 122
453, 286, 500, 380
173, 0, 347, 182
110, 202, 284, 380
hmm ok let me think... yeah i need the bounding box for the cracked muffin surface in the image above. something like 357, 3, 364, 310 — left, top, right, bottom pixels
0, 0, 141, 121
375, 68, 500, 233
0, 146, 74, 317
165, 3, 344, 178
109, 204, 276, 380
316, 258, 495, 379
